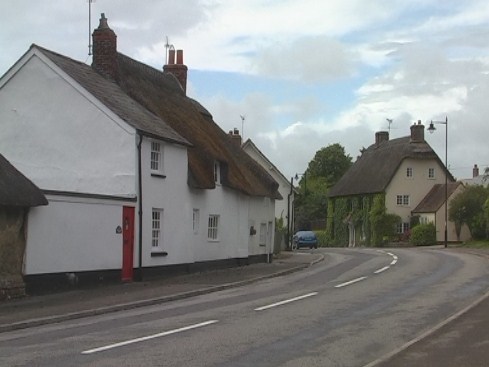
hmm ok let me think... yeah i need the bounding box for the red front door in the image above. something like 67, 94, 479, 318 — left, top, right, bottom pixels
122, 206, 135, 282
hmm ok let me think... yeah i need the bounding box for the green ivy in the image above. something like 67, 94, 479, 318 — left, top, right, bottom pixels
326, 193, 396, 247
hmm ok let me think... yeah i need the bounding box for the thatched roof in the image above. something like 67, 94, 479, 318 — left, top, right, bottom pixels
412, 182, 461, 213
35, 45, 190, 147
328, 134, 455, 198
34, 45, 280, 199
0, 154, 48, 207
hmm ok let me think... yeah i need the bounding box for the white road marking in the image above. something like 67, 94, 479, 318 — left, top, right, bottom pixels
254, 292, 318, 311
81, 320, 219, 354
334, 276, 368, 288
374, 266, 390, 274
390, 259, 397, 265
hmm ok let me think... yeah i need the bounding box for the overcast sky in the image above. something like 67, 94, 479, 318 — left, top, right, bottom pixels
2, 1, 489, 180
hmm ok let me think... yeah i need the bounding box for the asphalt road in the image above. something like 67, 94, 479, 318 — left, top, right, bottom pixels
1, 248, 488, 367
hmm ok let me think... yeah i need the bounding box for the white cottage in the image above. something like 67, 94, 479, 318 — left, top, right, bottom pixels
0, 14, 280, 286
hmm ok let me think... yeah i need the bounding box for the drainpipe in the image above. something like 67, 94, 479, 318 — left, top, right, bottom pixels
287, 177, 293, 250
136, 133, 143, 281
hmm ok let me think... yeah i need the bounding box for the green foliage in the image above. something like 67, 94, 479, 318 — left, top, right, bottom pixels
306, 143, 353, 187
449, 185, 489, 240
325, 194, 376, 247
410, 223, 437, 246
315, 230, 329, 247
294, 176, 329, 230
326, 197, 349, 246
369, 194, 400, 246
295, 143, 352, 231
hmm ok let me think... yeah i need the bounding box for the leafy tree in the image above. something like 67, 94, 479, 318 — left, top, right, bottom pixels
294, 144, 352, 231
306, 143, 353, 187
449, 185, 489, 240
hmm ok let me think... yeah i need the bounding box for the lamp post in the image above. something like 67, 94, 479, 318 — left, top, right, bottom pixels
427, 116, 448, 248
295, 172, 307, 196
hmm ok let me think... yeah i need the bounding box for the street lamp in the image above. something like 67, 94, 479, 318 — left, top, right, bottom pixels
295, 172, 307, 196
427, 116, 448, 248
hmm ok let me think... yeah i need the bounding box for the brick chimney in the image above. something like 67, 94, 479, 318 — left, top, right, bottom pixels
375, 131, 389, 145
473, 164, 479, 178
92, 13, 118, 80
410, 120, 425, 143
228, 128, 242, 147
163, 49, 188, 93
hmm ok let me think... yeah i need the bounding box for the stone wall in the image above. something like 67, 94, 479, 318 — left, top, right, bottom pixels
0, 207, 27, 300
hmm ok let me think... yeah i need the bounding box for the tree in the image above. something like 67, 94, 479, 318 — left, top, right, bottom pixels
294, 144, 352, 231
449, 185, 489, 240
306, 144, 352, 187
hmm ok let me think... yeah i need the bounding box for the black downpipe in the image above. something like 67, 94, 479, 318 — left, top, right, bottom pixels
136, 134, 143, 281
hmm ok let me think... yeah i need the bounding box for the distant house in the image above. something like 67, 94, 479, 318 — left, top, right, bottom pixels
461, 164, 488, 187
412, 182, 471, 242
0, 154, 47, 299
0, 14, 280, 286
242, 138, 296, 250
327, 122, 458, 246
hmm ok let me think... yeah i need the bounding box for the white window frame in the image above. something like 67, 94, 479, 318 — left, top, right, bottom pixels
396, 222, 410, 234
208, 214, 220, 241
396, 195, 410, 206
193, 209, 200, 234
151, 208, 163, 249
150, 141, 164, 174
406, 167, 413, 178
428, 168, 435, 179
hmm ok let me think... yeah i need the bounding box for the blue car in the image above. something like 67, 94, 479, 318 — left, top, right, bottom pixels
293, 231, 318, 249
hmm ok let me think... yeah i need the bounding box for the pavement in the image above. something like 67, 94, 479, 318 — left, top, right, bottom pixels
1, 248, 488, 367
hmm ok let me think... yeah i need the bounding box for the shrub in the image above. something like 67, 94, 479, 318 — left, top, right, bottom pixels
410, 223, 436, 246
315, 230, 329, 247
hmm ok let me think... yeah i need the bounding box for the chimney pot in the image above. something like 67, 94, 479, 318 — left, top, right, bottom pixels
176, 49, 184, 64
163, 49, 188, 94
168, 49, 175, 65
473, 164, 479, 178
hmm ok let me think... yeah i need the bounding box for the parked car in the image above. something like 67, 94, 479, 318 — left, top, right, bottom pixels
293, 231, 318, 249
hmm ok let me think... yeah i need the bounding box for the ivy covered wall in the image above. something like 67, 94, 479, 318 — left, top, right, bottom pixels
326, 193, 385, 246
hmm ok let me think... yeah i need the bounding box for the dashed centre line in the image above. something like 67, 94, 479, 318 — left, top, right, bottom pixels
254, 292, 318, 311
81, 320, 219, 354
334, 276, 368, 288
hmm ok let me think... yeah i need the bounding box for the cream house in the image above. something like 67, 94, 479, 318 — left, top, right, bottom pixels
327, 122, 459, 246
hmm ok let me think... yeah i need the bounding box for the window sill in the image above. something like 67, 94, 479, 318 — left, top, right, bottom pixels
207, 239, 220, 243
151, 173, 166, 179
151, 251, 168, 257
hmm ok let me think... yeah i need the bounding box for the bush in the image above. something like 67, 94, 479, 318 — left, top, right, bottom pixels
410, 223, 436, 246
315, 230, 329, 247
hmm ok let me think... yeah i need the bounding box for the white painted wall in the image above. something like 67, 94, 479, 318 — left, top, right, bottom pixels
139, 138, 194, 267
25, 195, 132, 274
243, 144, 291, 222
0, 52, 136, 197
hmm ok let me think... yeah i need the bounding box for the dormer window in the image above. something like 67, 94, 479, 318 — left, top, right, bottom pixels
214, 161, 221, 185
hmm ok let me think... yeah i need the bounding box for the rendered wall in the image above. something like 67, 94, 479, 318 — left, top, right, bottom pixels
386, 158, 446, 223
24, 196, 131, 274
0, 54, 136, 197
